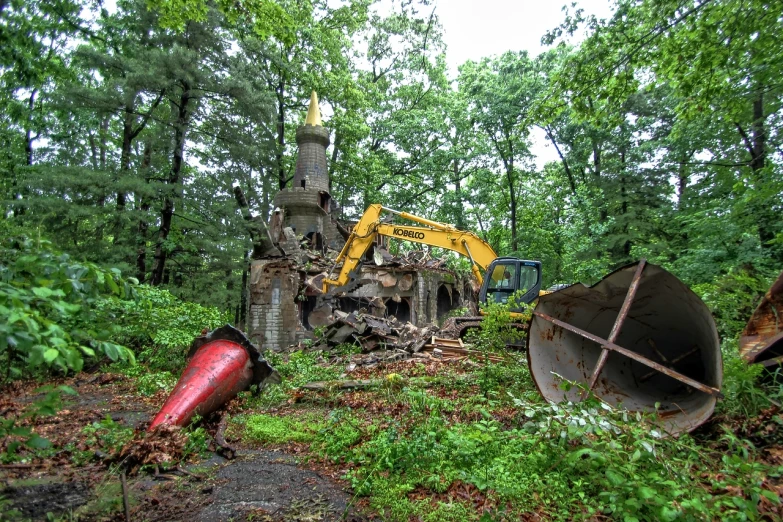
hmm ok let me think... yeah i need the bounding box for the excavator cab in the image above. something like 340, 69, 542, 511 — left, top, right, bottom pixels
478, 258, 542, 313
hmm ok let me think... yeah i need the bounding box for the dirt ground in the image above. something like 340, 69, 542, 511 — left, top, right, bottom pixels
0, 374, 368, 521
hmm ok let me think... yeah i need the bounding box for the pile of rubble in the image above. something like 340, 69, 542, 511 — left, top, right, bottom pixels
312, 310, 439, 354
306, 310, 505, 367
369, 247, 451, 271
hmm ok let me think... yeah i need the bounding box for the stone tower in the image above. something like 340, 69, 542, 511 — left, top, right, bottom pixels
272, 91, 343, 251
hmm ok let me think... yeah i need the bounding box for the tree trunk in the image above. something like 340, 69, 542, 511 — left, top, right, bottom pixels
737, 88, 775, 253
238, 251, 249, 330
620, 148, 631, 259
453, 159, 465, 230
99, 116, 108, 171
328, 131, 342, 191
260, 171, 271, 221
24, 89, 37, 166
749, 90, 775, 250
117, 98, 135, 211
545, 126, 577, 196
136, 142, 152, 283
750, 91, 765, 172
592, 138, 607, 223
116, 89, 163, 247
276, 79, 286, 190
676, 157, 688, 209
505, 158, 518, 253
151, 85, 192, 286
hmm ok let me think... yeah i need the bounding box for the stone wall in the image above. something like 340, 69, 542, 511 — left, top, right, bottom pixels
248, 259, 301, 351
273, 188, 344, 250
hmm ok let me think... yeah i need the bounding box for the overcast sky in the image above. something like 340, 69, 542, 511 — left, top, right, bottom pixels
436, 0, 615, 71
433, 0, 616, 167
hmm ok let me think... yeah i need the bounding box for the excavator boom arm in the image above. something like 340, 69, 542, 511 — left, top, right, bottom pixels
322, 204, 498, 294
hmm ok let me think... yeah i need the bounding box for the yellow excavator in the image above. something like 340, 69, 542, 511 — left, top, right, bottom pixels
321, 204, 543, 320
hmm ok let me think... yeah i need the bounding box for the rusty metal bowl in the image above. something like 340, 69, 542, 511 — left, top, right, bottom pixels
528, 261, 722, 435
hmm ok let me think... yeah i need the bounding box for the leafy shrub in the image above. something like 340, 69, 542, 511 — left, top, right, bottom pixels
692, 266, 776, 340
106, 285, 231, 372
324, 388, 780, 521
312, 410, 363, 461
182, 424, 211, 460
0, 236, 135, 379
266, 350, 341, 387
719, 348, 773, 419
119, 365, 178, 396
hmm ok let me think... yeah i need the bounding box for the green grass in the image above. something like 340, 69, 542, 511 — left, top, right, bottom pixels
237, 413, 326, 444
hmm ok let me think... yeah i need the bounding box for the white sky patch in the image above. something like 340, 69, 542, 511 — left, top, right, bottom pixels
435, 0, 615, 169
436, 0, 615, 72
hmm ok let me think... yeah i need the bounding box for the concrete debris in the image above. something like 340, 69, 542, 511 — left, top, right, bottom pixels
312, 310, 440, 355
303, 311, 512, 369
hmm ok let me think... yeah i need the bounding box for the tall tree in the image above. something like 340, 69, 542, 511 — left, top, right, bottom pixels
459, 51, 542, 253
546, 0, 783, 265
0, 0, 78, 213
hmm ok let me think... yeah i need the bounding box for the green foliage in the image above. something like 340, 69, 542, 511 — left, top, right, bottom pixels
147, 0, 294, 45
107, 285, 230, 372
117, 286, 231, 350
266, 350, 342, 387
241, 350, 341, 409
80, 416, 135, 456
0, 385, 77, 463
465, 296, 533, 396
692, 268, 776, 341
719, 348, 779, 420
0, 236, 135, 380
182, 424, 211, 460
119, 364, 178, 396
311, 392, 780, 521
311, 409, 364, 462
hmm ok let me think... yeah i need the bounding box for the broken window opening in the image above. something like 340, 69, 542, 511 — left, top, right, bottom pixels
436, 284, 453, 320
319, 192, 330, 212
386, 298, 411, 323
305, 231, 324, 251
338, 297, 363, 315
300, 296, 319, 330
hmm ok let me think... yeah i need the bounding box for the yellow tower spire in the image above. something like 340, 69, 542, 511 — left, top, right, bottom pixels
305, 91, 322, 126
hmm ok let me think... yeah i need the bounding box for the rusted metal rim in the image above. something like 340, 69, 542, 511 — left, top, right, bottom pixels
740, 271, 783, 367
528, 261, 723, 435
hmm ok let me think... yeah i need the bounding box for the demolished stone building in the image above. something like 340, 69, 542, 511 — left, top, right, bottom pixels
247, 92, 473, 351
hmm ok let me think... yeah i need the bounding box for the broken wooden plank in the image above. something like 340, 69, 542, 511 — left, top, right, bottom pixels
431, 337, 463, 348
300, 379, 377, 390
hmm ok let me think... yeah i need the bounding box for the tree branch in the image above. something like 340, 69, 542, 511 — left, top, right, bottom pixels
734, 122, 755, 158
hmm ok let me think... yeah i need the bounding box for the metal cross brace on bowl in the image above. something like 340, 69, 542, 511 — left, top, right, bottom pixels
533, 259, 722, 398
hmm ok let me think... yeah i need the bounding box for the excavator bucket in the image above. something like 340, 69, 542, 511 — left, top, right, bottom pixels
528, 261, 722, 435
148, 325, 279, 430
740, 271, 783, 368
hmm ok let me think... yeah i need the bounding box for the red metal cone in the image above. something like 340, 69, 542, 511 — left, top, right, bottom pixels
148, 339, 254, 430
